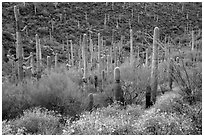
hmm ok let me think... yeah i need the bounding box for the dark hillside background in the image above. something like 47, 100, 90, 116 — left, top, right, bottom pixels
2, 2, 202, 59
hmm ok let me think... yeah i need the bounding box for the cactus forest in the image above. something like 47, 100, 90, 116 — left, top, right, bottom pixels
2, 2, 202, 135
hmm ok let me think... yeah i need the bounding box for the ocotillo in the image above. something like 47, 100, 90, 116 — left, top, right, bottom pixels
114, 67, 124, 105
150, 27, 159, 104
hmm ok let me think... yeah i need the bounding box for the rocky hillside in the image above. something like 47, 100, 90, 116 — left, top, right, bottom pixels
2, 2, 202, 58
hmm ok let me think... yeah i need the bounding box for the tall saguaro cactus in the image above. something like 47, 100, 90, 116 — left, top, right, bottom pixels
82, 34, 88, 79
145, 85, 152, 108
191, 30, 195, 51
14, 6, 24, 81
70, 40, 74, 66
89, 34, 93, 67
130, 29, 134, 64
150, 27, 159, 104
55, 53, 58, 69
30, 52, 34, 75
47, 56, 51, 72
107, 55, 111, 76
104, 13, 106, 29
39, 39, 42, 66
35, 34, 41, 79
145, 48, 149, 66
87, 93, 94, 112
98, 33, 101, 79
114, 67, 124, 104
168, 58, 174, 90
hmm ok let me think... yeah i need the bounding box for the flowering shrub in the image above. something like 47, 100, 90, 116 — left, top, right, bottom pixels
62, 104, 143, 135
133, 108, 194, 135
3, 107, 63, 135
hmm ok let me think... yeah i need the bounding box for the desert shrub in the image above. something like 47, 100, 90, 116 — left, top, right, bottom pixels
66, 67, 83, 85
153, 92, 202, 134
119, 60, 151, 105
3, 107, 62, 135
29, 70, 85, 117
133, 109, 194, 135
2, 66, 87, 120
2, 80, 34, 120
62, 104, 144, 135
154, 92, 190, 114
158, 61, 169, 85
171, 58, 202, 104
2, 120, 27, 135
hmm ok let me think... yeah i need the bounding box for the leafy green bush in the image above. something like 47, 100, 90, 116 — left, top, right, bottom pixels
3, 107, 63, 135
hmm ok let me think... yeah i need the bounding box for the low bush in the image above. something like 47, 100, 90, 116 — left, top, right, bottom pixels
2, 67, 87, 120
3, 107, 63, 135
62, 104, 144, 135
133, 109, 194, 135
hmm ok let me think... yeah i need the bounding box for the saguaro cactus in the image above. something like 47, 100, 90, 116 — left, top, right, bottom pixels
110, 47, 113, 71
145, 85, 152, 108
169, 58, 174, 90
114, 67, 124, 104
113, 43, 117, 69
145, 48, 149, 66
39, 39, 42, 66
70, 40, 74, 66
55, 53, 58, 69
191, 30, 195, 51
14, 6, 24, 81
82, 34, 88, 79
107, 55, 111, 76
101, 70, 105, 92
47, 56, 51, 72
98, 33, 101, 79
150, 27, 159, 104
30, 52, 34, 75
87, 93, 94, 112
130, 29, 134, 64
104, 13, 106, 29
36, 34, 41, 79
89, 34, 93, 68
